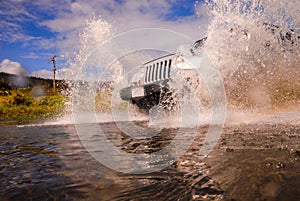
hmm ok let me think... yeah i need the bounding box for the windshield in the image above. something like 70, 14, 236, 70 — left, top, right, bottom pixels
190, 37, 207, 54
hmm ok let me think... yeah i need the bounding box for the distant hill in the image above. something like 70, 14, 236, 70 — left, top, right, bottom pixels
0, 72, 67, 91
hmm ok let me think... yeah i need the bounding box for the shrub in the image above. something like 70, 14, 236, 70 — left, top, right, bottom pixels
0, 89, 66, 120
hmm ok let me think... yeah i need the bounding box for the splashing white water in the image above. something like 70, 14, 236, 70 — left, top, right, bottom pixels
75, 17, 113, 73
41, 1, 299, 127
202, 0, 299, 110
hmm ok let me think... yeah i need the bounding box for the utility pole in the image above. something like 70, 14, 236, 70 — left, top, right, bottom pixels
50, 56, 57, 92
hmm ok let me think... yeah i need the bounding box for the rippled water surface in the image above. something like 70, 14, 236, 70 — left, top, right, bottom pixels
0, 119, 300, 200
0, 123, 215, 201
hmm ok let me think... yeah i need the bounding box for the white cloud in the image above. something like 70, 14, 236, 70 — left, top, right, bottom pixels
0, 59, 28, 76
42, 15, 86, 33
21, 52, 40, 59
38, 0, 209, 52
31, 67, 72, 80
70, 2, 84, 14
31, 69, 53, 79
0, 1, 38, 43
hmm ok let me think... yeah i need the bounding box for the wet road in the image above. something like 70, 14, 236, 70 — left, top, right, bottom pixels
0, 120, 299, 200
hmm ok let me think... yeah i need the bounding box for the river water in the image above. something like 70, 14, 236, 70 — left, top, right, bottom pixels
0, 122, 218, 200
0, 113, 300, 200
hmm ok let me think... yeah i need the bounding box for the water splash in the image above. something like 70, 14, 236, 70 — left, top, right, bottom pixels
48, 1, 299, 127
66, 16, 115, 78
202, 0, 299, 110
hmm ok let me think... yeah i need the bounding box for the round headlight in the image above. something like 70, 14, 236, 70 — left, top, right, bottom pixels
174, 56, 184, 68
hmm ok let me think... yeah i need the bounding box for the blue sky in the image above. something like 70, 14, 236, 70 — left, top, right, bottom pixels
0, 0, 208, 79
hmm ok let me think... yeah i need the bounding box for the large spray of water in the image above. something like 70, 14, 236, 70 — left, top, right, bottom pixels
65, 0, 299, 127
203, 0, 299, 110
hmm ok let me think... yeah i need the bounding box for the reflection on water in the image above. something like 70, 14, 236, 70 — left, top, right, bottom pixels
0, 123, 221, 201
0, 121, 299, 200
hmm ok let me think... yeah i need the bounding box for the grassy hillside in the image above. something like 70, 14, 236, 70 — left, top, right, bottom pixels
0, 73, 68, 121
0, 88, 66, 120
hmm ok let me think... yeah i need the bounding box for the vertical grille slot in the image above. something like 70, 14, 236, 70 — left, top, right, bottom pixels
151, 63, 155, 82
149, 65, 153, 83
168, 59, 172, 78
145, 66, 149, 83
155, 63, 159, 81
159, 62, 163, 80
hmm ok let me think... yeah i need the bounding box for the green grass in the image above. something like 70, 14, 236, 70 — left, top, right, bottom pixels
0, 88, 66, 120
